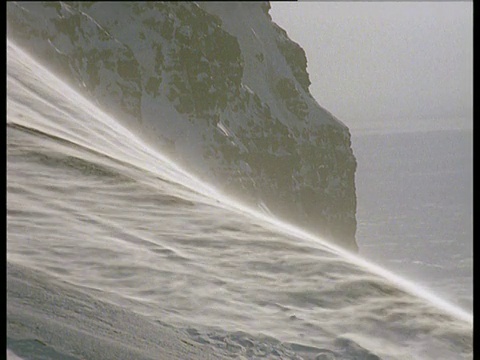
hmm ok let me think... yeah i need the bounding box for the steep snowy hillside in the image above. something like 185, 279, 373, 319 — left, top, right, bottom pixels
7, 1, 357, 251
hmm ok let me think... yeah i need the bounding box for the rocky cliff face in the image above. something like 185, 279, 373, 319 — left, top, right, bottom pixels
7, 1, 358, 251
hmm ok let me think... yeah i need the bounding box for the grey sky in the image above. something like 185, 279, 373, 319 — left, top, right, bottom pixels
270, 2, 473, 133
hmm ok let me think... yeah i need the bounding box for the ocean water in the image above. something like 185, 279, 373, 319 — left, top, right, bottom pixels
353, 130, 473, 312
7, 40, 473, 360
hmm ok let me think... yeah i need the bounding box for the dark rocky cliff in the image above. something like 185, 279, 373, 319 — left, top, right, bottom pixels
7, 1, 358, 251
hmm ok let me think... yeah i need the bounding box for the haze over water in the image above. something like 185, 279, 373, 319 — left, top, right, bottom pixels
354, 129, 473, 313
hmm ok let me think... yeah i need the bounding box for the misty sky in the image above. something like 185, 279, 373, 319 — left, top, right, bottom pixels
270, 2, 473, 133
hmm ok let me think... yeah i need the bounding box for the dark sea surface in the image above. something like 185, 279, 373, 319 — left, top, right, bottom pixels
7, 40, 472, 360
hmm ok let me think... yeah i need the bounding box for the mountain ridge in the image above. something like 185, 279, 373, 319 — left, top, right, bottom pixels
7, 1, 358, 251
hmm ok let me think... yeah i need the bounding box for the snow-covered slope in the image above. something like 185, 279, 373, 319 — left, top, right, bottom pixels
7, 1, 358, 251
